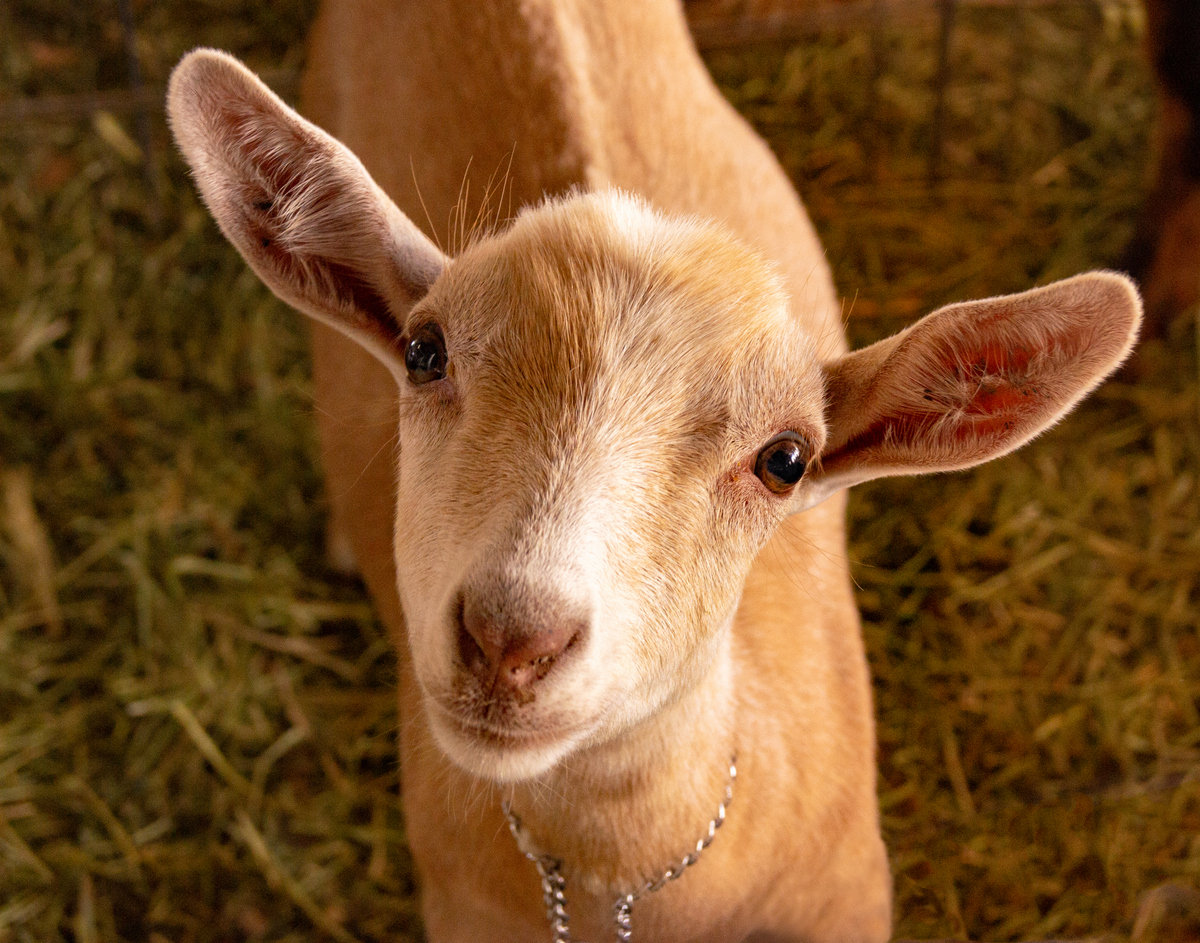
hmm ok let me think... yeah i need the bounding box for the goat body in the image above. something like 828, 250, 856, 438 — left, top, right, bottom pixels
1126, 0, 1200, 339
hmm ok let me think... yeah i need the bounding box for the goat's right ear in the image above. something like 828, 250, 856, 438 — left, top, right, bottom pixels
167, 48, 445, 377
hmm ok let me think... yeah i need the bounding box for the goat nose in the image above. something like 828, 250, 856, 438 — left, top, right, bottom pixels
456, 589, 585, 691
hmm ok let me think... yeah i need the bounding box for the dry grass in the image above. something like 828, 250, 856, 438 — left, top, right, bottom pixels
1, 1, 1197, 941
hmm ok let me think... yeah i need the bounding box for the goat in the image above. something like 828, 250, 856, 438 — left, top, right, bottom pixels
1125, 0, 1200, 342
166, 1, 1140, 939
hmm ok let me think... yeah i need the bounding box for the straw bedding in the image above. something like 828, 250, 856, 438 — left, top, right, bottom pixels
1, 1, 1196, 940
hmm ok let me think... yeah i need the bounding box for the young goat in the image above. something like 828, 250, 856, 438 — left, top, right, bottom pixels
167, 2, 1140, 939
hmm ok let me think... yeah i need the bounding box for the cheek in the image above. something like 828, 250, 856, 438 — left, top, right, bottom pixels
603, 492, 755, 672
391, 452, 463, 613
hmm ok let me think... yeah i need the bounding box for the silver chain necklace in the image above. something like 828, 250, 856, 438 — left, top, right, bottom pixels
502, 754, 737, 943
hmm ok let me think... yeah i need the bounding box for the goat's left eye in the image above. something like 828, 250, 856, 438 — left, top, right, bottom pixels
405, 322, 448, 384
754, 432, 808, 494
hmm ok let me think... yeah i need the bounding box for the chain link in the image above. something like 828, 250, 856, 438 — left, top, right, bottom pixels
503, 808, 573, 943
503, 754, 737, 943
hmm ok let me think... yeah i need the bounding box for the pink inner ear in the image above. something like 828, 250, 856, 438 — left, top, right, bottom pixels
969, 341, 1034, 376
827, 315, 1092, 467
945, 340, 1039, 429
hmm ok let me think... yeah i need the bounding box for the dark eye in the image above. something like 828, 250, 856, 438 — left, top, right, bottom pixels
754, 432, 808, 495
405, 322, 447, 384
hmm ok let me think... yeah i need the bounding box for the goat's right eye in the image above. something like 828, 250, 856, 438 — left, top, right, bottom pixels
405, 322, 447, 384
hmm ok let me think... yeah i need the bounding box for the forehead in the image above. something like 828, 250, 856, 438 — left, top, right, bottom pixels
421, 193, 826, 452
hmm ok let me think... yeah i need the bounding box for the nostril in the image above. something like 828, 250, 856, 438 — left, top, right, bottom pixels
457, 621, 488, 672
455, 593, 492, 674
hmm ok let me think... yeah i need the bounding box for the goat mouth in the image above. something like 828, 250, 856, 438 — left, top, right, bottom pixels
422, 698, 594, 780
452, 712, 578, 748
428, 698, 587, 753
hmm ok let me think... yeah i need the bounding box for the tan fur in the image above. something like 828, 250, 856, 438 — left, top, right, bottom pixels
166, 4, 1141, 939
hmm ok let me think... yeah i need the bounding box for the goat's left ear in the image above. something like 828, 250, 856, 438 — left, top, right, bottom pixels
790, 272, 1141, 513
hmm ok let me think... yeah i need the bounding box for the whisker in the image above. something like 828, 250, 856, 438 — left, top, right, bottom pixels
409, 156, 443, 251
